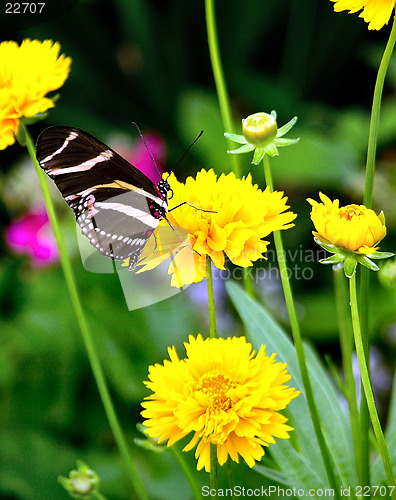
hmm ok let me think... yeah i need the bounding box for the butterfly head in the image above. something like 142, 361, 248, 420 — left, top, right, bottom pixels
157, 174, 173, 201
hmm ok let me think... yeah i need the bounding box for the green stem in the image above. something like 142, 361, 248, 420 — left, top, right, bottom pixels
359, 267, 370, 487
359, 16, 396, 488
333, 266, 362, 485
205, 0, 256, 297
23, 125, 149, 500
363, 15, 396, 209
359, 16, 396, 487
205, 0, 240, 177
263, 156, 341, 498
206, 257, 217, 339
170, 446, 203, 500
226, 460, 235, 497
206, 259, 218, 492
349, 272, 396, 497
210, 443, 218, 496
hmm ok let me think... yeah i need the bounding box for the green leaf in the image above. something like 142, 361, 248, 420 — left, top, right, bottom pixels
226, 281, 357, 490
371, 369, 396, 484
254, 465, 289, 487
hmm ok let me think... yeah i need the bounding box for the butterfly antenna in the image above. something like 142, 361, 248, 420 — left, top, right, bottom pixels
173, 130, 203, 171
132, 122, 162, 178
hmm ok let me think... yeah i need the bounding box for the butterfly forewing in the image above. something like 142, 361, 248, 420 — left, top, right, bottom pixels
36, 126, 168, 270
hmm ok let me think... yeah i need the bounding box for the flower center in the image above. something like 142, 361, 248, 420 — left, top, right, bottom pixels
195, 369, 236, 412
339, 205, 364, 221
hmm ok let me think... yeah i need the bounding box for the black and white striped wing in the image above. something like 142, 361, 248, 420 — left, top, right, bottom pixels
36, 126, 167, 270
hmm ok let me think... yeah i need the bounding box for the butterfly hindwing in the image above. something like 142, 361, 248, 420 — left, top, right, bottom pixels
77, 189, 156, 267
36, 126, 168, 270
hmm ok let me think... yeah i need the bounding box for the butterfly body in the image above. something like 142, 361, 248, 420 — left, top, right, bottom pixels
36, 126, 170, 270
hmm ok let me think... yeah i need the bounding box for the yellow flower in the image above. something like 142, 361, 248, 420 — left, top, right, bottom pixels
0, 89, 19, 150
308, 192, 386, 254
141, 334, 299, 472
330, 0, 396, 30
0, 39, 71, 149
137, 169, 296, 287
307, 193, 393, 277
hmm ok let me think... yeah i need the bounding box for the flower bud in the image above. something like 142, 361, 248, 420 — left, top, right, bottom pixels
58, 461, 99, 498
242, 112, 277, 148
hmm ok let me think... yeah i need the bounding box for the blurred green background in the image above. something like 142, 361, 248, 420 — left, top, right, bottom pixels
1, 0, 396, 498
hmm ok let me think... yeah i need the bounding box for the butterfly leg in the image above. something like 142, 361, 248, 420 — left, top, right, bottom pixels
168, 201, 216, 213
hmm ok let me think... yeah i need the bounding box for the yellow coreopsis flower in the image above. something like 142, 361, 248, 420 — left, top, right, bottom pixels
135, 169, 296, 287
0, 39, 71, 149
0, 89, 19, 150
141, 334, 299, 472
307, 192, 393, 276
330, 0, 396, 30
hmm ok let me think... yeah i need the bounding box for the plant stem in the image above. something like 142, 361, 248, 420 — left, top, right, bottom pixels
205, 0, 257, 298
210, 443, 218, 496
359, 267, 371, 487
359, 16, 396, 489
205, 0, 240, 177
24, 125, 149, 500
170, 446, 203, 500
349, 272, 396, 497
333, 266, 362, 485
206, 258, 218, 492
263, 155, 341, 498
206, 257, 217, 339
364, 15, 396, 209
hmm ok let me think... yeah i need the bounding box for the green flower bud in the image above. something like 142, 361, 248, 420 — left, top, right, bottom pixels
224, 110, 299, 165
58, 461, 99, 498
242, 112, 277, 148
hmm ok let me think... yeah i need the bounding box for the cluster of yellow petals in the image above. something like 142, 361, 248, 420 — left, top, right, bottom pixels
0, 39, 71, 149
140, 169, 296, 287
307, 192, 386, 254
141, 334, 299, 472
330, 0, 396, 30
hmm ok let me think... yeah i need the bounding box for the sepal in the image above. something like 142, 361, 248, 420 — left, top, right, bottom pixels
224, 132, 246, 144
344, 256, 358, 278
367, 251, 394, 260
319, 254, 345, 265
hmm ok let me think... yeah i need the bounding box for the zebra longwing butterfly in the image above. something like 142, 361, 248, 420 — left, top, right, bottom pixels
36, 126, 178, 270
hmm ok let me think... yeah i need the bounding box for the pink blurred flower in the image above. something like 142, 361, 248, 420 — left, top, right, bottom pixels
109, 131, 167, 184
5, 208, 59, 268
128, 132, 167, 182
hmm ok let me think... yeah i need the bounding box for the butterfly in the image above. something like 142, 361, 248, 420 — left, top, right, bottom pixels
36, 126, 191, 270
